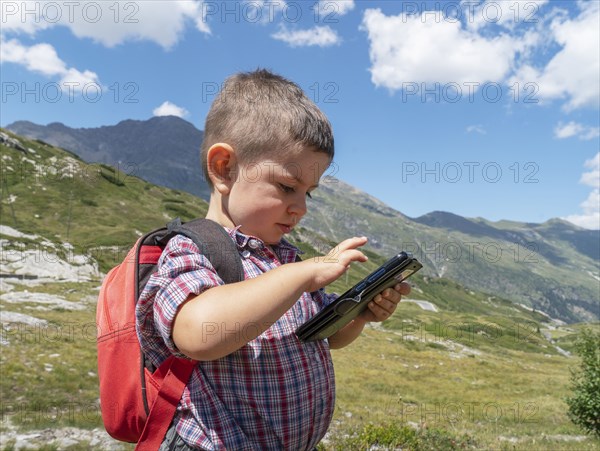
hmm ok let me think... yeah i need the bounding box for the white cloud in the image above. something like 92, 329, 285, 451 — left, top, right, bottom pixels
59, 67, 99, 88
361, 2, 599, 113
1, 1, 209, 96
580, 153, 600, 189
466, 125, 486, 135
360, 8, 525, 90
63, 1, 210, 48
510, 1, 600, 111
554, 122, 600, 141
0, 1, 52, 34
314, 1, 355, 18
272, 25, 340, 47
563, 152, 600, 230
1, 39, 63, 75
153, 101, 189, 118
563, 192, 600, 229
0, 38, 99, 90
465, 0, 550, 32
0, 1, 211, 49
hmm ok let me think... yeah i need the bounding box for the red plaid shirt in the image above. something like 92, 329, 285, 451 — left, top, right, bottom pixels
136, 226, 337, 450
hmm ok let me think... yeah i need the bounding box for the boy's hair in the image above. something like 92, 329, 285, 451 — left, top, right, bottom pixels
200, 69, 334, 187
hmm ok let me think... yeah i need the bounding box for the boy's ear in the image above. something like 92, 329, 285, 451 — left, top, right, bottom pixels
207, 143, 237, 194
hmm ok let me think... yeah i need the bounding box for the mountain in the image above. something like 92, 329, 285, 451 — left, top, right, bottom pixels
3, 132, 597, 450
6, 117, 211, 200
5, 129, 582, 332
417, 212, 599, 262
4, 121, 599, 323
303, 181, 599, 323
0, 129, 208, 273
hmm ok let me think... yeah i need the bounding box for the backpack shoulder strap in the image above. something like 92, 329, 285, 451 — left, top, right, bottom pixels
135, 218, 244, 450
136, 356, 194, 451
166, 217, 244, 284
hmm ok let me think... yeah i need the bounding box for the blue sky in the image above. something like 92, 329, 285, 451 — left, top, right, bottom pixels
1, 0, 599, 228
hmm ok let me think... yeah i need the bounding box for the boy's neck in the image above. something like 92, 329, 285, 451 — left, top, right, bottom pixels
205, 193, 235, 229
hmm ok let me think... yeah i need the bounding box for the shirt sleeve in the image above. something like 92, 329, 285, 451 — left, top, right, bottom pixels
311, 288, 338, 308
151, 234, 225, 356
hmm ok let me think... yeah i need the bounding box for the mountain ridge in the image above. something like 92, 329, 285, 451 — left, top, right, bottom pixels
4, 119, 599, 323
7, 117, 590, 230
7, 117, 593, 231
7, 117, 210, 200
1, 130, 596, 451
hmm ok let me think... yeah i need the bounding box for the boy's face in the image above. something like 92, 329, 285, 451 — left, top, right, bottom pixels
225, 149, 331, 244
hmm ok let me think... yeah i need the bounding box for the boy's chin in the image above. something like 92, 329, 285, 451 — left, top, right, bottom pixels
265, 230, 287, 245
264, 234, 284, 245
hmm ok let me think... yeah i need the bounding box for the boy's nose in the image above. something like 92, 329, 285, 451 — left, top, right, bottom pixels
288, 196, 307, 218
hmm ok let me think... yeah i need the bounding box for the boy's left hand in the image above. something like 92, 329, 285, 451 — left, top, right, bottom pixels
359, 282, 411, 322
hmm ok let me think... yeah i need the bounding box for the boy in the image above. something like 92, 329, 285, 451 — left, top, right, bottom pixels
136, 69, 410, 450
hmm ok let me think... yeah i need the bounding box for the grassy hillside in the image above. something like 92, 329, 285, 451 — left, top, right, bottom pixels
8, 118, 599, 323
304, 181, 599, 324
1, 131, 207, 273
1, 131, 599, 450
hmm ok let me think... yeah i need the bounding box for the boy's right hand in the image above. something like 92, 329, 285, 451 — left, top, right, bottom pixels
172, 236, 369, 360
302, 237, 369, 292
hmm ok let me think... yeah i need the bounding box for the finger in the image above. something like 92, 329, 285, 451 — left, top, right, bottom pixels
334, 236, 368, 253
371, 296, 397, 312
343, 249, 368, 264
380, 288, 402, 304
326, 248, 367, 266
324, 237, 366, 263
373, 295, 398, 312
394, 282, 411, 296
369, 301, 393, 320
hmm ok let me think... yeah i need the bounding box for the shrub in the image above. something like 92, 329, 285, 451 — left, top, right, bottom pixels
81, 198, 98, 207
99, 169, 125, 187
566, 328, 600, 437
330, 422, 477, 450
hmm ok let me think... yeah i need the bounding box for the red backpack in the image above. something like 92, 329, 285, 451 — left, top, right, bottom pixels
96, 218, 243, 450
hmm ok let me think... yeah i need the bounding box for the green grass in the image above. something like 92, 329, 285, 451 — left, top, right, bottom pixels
552, 323, 600, 353
329, 324, 600, 450
324, 421, 478, 450
0, 283, 101, 431
1, 135, 208, 273
1, 131, 598, 450
3, 282, 597, 450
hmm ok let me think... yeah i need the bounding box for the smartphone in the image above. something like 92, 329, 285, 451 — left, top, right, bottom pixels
295, 252, 422, 342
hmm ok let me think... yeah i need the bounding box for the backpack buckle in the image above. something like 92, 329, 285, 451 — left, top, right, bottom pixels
166, 217, 182, 234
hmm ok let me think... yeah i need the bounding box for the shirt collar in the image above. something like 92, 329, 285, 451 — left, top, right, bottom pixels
223, 225, 302, 255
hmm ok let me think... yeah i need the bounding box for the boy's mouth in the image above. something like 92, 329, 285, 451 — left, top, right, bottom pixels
277, 223, 293, 234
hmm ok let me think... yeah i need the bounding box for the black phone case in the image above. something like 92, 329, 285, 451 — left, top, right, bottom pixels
295, 252, 422, 342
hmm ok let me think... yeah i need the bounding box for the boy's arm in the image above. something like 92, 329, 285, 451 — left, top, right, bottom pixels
172, 237, 369, 361
327, 282, 411, 349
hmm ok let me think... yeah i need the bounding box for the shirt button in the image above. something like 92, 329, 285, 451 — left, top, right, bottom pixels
248, 239, 261, 249
241, 250, 251, 258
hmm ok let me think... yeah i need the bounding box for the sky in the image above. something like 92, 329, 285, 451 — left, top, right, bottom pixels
1, 0, 599, 229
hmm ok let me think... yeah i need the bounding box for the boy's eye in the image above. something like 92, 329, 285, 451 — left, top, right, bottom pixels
279, 183, 295, 193
279, 183, 313, 199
